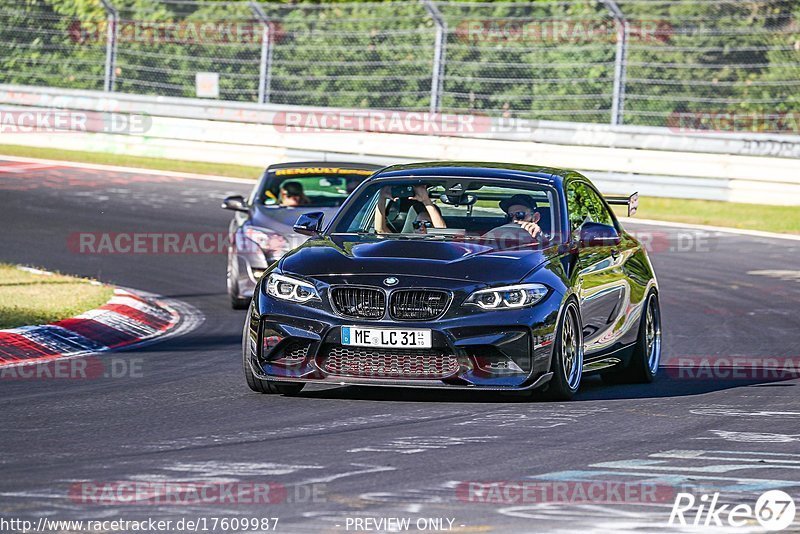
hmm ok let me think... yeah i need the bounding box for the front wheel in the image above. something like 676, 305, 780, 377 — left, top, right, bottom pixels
541, 300, 583, 401
227, 253, 250, 310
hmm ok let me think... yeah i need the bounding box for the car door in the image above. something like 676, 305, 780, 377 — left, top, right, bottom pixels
566, 181, 629, 355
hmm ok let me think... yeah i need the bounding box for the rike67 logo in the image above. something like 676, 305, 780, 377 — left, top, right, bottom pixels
669, 490, 796, 531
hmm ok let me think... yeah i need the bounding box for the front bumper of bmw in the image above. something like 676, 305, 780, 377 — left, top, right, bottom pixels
243, 274, 563, 390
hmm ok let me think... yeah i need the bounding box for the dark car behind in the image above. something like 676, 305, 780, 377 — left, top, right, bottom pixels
222, 161, 383, 308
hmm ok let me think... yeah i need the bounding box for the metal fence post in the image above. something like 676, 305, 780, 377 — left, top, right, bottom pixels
600, 0, 628, 126
250, 1, 273, 104
421, 0, 446, 114
99, 0, 118, 92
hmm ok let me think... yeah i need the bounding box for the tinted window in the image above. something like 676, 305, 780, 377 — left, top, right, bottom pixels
567, 182, 614, 232
332, 179, 559, 243
258, 167, 374, 208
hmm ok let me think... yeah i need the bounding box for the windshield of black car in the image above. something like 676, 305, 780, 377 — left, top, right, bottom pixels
258, 169, 373, 208
331, 179, 559, 242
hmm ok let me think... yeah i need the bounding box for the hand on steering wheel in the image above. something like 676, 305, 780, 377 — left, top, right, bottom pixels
514, 220, 541, 238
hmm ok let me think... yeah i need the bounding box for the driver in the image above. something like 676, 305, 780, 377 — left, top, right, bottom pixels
483, 194, 543, 242
374, 184, 446, 234
279, 181, 310, 207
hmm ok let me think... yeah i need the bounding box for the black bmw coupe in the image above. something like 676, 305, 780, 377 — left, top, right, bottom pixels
242, 162, 661, 400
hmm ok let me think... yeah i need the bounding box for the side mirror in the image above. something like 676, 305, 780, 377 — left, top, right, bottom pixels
293, 212, 324, 236
221, 195, 248, 212
578, 222, 620, 248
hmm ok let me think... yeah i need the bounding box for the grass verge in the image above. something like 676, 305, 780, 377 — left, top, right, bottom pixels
1, 144, 797, 234
613, 197, 800, 235
0, 264, 114, 329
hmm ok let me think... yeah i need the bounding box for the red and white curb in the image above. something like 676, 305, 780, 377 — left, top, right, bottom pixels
0, 288, 203, 368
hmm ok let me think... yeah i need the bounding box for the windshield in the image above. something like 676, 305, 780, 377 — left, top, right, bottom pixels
258, 168, 374, 208
332, 178, 560, 244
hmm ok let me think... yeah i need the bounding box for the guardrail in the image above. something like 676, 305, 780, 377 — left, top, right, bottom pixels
1, 84, 799, 205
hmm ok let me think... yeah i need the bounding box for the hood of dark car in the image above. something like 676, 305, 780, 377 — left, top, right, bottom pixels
279, 234, 556, 285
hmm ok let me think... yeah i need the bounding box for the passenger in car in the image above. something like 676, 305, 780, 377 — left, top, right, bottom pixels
374, 184, 446, 233
408, 203, 444, 234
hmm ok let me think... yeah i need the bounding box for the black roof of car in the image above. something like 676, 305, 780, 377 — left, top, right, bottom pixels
373, 161, 577, 188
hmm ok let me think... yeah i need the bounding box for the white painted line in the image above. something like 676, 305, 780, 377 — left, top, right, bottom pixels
690, 407, 800, 419
592, 459, 800, 472
163, 461, 323, 477
621, 217, 800, 242
650, 450, 800, 464
0, 161, 55, 173
697, 430, 800, 443
16, 265, 55, 276
0, 154, 256, 184
297, 463, 396, 485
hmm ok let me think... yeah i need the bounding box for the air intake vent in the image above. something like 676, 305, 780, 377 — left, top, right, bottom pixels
330, 286, 385, 319
389, 289, 450, 320
322, 346, 459, 379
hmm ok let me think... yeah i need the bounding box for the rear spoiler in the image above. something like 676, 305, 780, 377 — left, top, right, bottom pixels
604, 192, 638, 217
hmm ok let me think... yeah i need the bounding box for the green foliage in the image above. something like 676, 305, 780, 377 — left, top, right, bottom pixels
1, 0, 797, 127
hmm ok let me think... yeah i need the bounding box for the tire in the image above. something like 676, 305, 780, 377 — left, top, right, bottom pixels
230, 293, 250, 310
541, 300, 584, 401
227, 254, 250, 310
242, 323, 305, 395
603, 291, 661, 384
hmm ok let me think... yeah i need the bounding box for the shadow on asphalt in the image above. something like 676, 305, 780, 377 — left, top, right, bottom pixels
290, 371, 797, 403
296, 385, 537, 403
574, 371, 798, 400
161, 292, 227, 299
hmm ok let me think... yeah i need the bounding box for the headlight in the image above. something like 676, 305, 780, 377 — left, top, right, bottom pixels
243, 226, 288, 254
463, 283, 548, 310
266, 273, 321, 303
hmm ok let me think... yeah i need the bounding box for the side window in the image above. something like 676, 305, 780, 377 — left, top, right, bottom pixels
567, 182, 614, 233
566, 182, 590, 233
581, 184, 615, 227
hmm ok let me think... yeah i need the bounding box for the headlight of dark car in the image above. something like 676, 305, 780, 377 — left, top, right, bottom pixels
463, 283, 548, 310
266, 273, 321, 303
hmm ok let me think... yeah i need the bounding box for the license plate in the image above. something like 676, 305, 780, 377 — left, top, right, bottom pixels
341, 326, 432, 349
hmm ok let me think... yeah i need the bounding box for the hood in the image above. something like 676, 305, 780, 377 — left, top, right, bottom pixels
280, 234, 556, 285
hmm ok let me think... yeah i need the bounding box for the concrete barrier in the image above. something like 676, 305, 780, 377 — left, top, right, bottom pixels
1, 84, 798, 205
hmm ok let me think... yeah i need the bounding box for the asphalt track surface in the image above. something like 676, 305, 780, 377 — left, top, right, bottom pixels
0, 159, 799, 533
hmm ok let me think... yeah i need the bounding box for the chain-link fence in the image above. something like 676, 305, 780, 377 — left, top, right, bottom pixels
1, 0, 798, 130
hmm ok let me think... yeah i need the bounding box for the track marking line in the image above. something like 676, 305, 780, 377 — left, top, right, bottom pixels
0, 161, 58, 173
622, 217, 800, 242
0, 154, 254, 183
